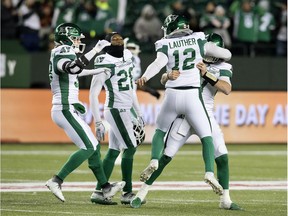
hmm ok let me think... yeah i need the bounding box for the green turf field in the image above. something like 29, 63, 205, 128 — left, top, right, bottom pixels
1, 144, 287, 216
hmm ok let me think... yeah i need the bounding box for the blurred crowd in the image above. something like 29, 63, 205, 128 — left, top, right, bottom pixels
1, 0, 287, 56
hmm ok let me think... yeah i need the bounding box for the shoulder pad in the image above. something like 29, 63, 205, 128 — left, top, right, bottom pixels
54, 45, 75, 56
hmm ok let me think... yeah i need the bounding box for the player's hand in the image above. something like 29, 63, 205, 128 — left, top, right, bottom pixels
167, 70, 180, 80
136, 77, 147, 88
93, 40, 111, 53
196, 62, 207, 76
95, 121, 105, 141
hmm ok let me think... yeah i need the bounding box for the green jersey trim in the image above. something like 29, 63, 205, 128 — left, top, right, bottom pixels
156, 45, 168, 57
105, 79, 114, 108
59, 73, 70, 109
220, 69, 232, 78
197, 39, 206, 57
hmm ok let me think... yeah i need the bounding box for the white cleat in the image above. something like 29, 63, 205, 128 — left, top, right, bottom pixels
204, 172, 223, 195
140, 159, 159, 182
45, 178, 65, 202
102, 181, 126, 199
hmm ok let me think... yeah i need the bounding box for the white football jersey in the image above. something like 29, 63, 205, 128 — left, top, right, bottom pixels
94, 49, 135, 109
202, 61, 232, 112
156, 32, 206, 88
49, 45, 80, 108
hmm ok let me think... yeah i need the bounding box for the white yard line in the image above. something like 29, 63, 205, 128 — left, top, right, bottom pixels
1, 181, 286, 192
1, 150, 286, 156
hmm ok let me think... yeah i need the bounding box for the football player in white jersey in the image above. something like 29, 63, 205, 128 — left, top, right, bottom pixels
45, 23, 125, 203
131, 34, 243, 210
136, 14, 232, 194
89, 32, 145, 205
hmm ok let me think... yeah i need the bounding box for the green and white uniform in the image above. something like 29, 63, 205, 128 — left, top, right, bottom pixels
50, 45, 99, 150
164, 61, 233, 158
152, 31, 212, 139
91, 49, 140, 149
90, 49, 141, 194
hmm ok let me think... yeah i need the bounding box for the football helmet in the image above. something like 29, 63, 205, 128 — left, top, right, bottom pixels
124, 38, 141, 56
54, 23, 86, 53
133, 119, 145, 146
161, 14, 189, 37
203, 33, 224, 63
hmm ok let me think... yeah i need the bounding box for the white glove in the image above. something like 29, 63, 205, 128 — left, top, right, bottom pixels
95, 121, 105, 141
93, 40, 111, 53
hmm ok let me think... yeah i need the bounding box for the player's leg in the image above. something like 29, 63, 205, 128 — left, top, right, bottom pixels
140, 89, 178, 182
89, 143, 122, 205
131, 117, 190, 208
211, 117, 243, 210
46, 110, 99, 202
184, 89, 222, 195
105, 109, 138, 204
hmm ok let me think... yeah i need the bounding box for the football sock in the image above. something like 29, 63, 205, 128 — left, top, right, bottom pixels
215, 154, 229, 189
146, 154, 172, 185
88, 145, 108, 187
57, 148, 94, 180
151, 129, 166, 160
201, 136, 215, 172
96, 148, 120, 190
121, 147, 136, 193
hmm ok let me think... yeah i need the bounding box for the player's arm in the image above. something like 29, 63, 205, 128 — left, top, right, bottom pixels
78, 68, 111, 77
136, 52, 168, 87
89, 73, 107, 123
57, 40, 110, 75
196, 62, 231, 95
204, 42, 232, 61
89, 73, 108, 141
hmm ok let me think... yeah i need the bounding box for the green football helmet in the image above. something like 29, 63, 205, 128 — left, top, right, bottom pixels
204, 33, 224, 63
54, 23, 86, 53
161, 14, 189, 37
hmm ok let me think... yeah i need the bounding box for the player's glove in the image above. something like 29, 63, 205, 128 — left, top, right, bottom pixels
92, 40, 111, 53
95, 121, 105, 141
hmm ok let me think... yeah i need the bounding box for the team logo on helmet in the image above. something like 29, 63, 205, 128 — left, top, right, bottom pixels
162, 14, 189, 37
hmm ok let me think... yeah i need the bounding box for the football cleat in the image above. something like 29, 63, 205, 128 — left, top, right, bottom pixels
130, 197, 142, 208
102, 181, 126, 199
140, 159, 158, 182
90, 191, 117, 205
45, 178, 65, 202
121, 192, 146, 205
219, 202, 244, 210
204, 172, 223, 195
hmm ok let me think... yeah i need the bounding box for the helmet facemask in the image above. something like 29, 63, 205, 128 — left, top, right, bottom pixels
69, 34, 86, 53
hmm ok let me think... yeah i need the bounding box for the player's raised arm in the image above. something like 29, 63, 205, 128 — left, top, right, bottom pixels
136, 52, 168, 87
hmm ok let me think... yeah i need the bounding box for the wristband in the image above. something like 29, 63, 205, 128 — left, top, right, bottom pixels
203, 71, 219, 86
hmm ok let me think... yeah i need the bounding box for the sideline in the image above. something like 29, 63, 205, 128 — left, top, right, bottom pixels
1, 181, 286, 192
